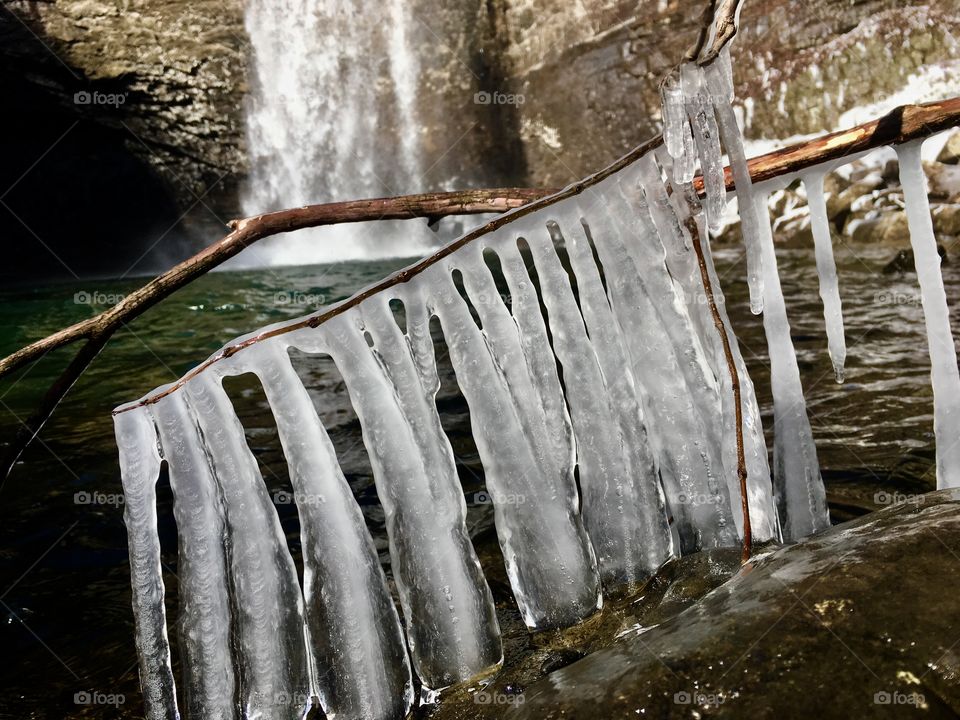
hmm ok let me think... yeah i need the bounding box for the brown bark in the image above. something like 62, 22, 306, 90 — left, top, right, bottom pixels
3, 97, 960, 476
0, 189, 554, 380
683, 198, 752, 562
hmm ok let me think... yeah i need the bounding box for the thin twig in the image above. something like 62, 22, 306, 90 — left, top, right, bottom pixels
685, 0, 717, 62
0, 335, 109, 482
697, 0, 743, 64
682, 204, 752, 562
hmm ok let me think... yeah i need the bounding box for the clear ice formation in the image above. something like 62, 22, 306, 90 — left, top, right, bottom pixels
896, 141, 960, 489
704, 51, 764, 314
248, 341, 414, 718
114, 409, 179, 720
680, 62, 727, 233
120, 48, 960, 718
752, 185, 831, 541
802, 171, 847, 383
673, 50, 829, 541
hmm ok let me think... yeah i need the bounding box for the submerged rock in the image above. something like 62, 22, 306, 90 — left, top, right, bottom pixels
883, 245, 949, 275
508, 489, 960, 718
419, 543, 747, 719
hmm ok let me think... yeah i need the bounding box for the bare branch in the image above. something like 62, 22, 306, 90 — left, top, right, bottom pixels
681, 191, 752, 561
0, 188, 555, 379
2, 97, 960, 475
698, 0, 743, 64
685, 0, 717, 62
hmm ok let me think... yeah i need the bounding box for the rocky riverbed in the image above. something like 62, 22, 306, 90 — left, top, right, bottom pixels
714, 130, 960, 266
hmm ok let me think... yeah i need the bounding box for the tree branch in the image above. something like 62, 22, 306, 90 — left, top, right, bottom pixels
3, 97, 960, 473
0, 189, 554, 380
697, 0, 743, 64
682, 196, 752, 561
685, 0, 717, 62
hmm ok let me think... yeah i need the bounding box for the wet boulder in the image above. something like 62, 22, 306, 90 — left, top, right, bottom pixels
509, 489, 960, 718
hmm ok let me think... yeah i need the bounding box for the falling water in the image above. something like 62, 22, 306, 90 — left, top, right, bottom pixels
239, 0, 436, 266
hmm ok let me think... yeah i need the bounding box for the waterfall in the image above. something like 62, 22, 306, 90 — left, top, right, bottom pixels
239, 0, 436, 266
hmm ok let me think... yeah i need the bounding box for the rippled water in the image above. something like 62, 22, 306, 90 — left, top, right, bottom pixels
0, 236, 955, 717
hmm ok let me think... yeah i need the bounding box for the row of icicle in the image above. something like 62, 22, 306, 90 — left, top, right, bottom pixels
114, 47, 960, 720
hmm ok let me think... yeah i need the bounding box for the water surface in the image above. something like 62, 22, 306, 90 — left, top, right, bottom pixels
0, 240, 954, 717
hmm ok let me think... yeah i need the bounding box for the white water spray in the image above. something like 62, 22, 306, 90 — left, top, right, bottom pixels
239, 0, 435, 266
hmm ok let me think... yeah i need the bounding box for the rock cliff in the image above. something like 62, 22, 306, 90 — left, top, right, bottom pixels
2, 0, 958, 277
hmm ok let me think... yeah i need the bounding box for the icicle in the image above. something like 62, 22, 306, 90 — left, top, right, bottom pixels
150, 392, 235, 719
752, 186, 830, 540
184, 372, 312, 718
574, 174, 738, 553
114, 408, 179, 720
676, 116, 697, 185
508, 222, 673, 589
704, 56, 764, 315
680, 62, 726, 233
298, 308, 502, 693
649, 160, 780, 543
896, 140, 960, 488
475, 243, 575, 479
425, 265, 602, 628
802, 171, 847, 383
661, 70, 686, 158
248, 340, 414, 720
